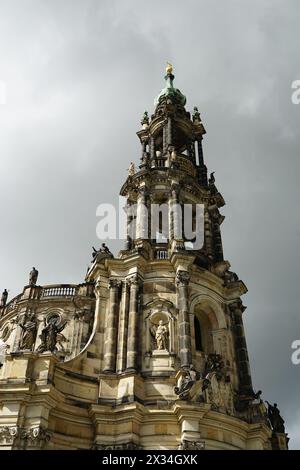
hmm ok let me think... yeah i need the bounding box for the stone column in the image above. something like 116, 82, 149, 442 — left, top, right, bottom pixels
197, 138, 204, 166
150, 136, 155, 164
197, 138, 208, 186
126, 275, 141, 372
125, 200, 133, 250
163, 122, 168, 154
103, 279, 121, 373
176, 270, 192, 368
169, 185, 183, 248
116, 280, 130, 373
204, 207, 213, 259
212, 221, 224, 262
136, 188, 148, 240
187, 140, 196, 166
167, 117, 172, 146
230, 301, 253, 394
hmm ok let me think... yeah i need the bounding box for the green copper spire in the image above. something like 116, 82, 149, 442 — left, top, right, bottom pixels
154, 63, 187, 107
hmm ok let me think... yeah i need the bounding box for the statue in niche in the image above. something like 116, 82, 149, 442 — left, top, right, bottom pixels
150, 319, 169, 351
18, 311, 38, 351
29, 267, 39, 286
37, 315, 67, 353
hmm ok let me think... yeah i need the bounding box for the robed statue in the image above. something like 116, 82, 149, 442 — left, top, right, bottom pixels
19, 311, 38, 351
37, 316, 67, 353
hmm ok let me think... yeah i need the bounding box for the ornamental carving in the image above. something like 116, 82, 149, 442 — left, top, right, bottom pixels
175, 270, 190, 287
178, 439, 205, 450
108, 279, 122, 289
0, 426, 19, 444
93, 442, 141, 450
127, 274, 142, 287
20, 426, 52, 442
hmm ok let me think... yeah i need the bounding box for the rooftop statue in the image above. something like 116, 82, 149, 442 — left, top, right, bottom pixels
0, 289, 8, 308
29, 267, 38, 286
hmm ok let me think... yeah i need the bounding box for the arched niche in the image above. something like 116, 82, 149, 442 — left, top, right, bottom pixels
190, 295, 227, 371
143, 299, 177, 355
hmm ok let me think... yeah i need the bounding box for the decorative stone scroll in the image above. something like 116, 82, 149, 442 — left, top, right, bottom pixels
178, 439, 205, 450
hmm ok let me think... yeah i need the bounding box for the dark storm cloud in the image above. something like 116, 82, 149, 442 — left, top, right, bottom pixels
0, 0, 299, 447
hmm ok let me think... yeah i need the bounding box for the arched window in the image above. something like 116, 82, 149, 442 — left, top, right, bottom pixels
194, 316, 203, 351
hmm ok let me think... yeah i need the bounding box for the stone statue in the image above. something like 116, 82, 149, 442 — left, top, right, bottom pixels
100, 243, 111, 254
29, 267, 38, 286
37, 316, 67, 353
92, 243, 112, 261
209, 172, 215, 186
140, 152, 149, 168
0, 338, 9, 367
174, 366, 197, 400
0, 289, 8, 308
202, 353, 224, 391
141, 110, 149, 127
192, 106, 201, 123
19, 311, 38, 351
128, 162, 135, 176
150, 320, 169, 351
155, 320, 168, 350
265, 402, 285, 433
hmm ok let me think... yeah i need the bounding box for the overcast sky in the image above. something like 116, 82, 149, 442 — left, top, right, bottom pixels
0, 0, 299, 449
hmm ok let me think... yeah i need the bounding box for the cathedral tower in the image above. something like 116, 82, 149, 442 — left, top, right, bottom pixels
0, 66, 288, 450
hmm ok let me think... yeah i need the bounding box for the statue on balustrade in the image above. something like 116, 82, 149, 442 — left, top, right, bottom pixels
265, 402, 285, 433
128, 162, 136, 176
29, 267, 39, 286
37, 315, 67, 353
18, 311, 38, 351
0, 289, 8, 308
92, 243, 113, 262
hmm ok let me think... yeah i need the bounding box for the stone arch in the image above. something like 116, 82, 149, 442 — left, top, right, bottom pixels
190, 295, 226, 330
190, 295, 227, 370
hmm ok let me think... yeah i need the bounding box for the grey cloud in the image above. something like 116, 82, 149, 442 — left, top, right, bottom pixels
0, 0, 299, 447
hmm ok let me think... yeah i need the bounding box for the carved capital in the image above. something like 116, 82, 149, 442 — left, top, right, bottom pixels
127, 274, 142, 288
20, 425, 52, 442
108, 279, 122, 289
0, 426, 19, 444
175, 270, 190, 287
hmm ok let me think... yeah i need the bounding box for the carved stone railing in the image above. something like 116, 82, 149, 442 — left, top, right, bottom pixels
1, 284, 94, 317
5, 294, 22, 313
155, 250, 169, 260
41, 285, 78, 298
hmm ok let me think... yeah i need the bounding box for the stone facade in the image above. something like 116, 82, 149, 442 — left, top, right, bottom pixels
0, 66, 288, 450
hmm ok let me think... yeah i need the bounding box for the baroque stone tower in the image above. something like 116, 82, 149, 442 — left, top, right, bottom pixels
0, 65, 288, 450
